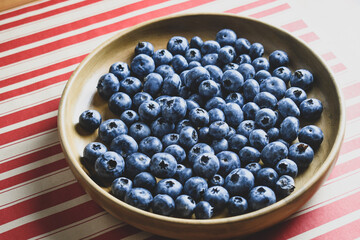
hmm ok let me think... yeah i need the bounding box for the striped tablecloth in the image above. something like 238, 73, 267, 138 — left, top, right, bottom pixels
1, 0, 359, 239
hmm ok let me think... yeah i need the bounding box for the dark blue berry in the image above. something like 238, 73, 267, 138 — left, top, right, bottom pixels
150, 153, 177, 178
79, 109, 102, 132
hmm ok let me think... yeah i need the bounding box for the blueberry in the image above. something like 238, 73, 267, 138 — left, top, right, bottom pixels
108, 92, 132, 115
252, 57, 270, 72
167, 36, 189, 55
277, 98, 300, 118
155, 95, 171, 108
175, 195, 196, 218
139, 136, 163, 157
226, 127, 237, 140
151, 117, 175, 138
133, 172, 156, 192
223, 62, 239, 71
111, 177, 132, 200
234, 38, 251, 54
242, 102, 260, 120
129, 122, 151, 142
138, 100, 160, 122
224, 168, 255, 196
164, 144, 186, 163
280, 116, 300, 142
204, 186, 230, 212
188, 93, 205, 106
288, 142, 314, 169
225, 92, 244, 107
275, 175, 295, 198
239, 146, 261, 165
180, 87, 192, 100
201, 40, 220, 55
267, 127, 280, 142
272, 66, 291, 84
216, 151, 241, 176
178, 126, 198, 149
216, 29, 237, 46
208, 108, 225, 123
255, 69, 272, 84
110, 134, 138, 158
249, 42, 264, 59
172, 54, 189, 73
185, 48, 202, 62
256, 167, 279, 188
285, 87, 307, 106
228, 196, 248, 216
173, 164, 192, 184
175, 119, 191, 134
198, 80, 220, 98
236, 54, 252, 65
109, 62, 130, 81
152, 49, 173, 66
162, 73, 181, 96
249, 129, 269, 150
298, 125, 324, 149
97, 73, 120, 100
205, 96, 226, 111
275, 159, 298, 178
299, 98, 323, 120
130, 54, 155, 78
209, 174, 225, 187
162, 133, 180, 148
79, 109, 102, 132
124, 187, 153, 210
269, 50, 289, 69
95, 151, 125, 180
183, 176, 208, 201
120, 76, 144, 98
193, 153, 220, 179
199, 126, 210, 143
155, 178, 183, 199
150, 153, 177, 178
255, 108, 277, 130
290, 69, 313, 90
254, 92, 278, 110
211, 138, 229, 154
120, 110, 139, 126
83, 142, 107, 165
155, 64, 175, 79
221, 70, 244, 92
260, 76, 287, 100
98, 119, 128, 144
152, 194, 175, 216
201, 53, 219, 66
245, 162, 262, 176
132, 92, 153, 110
218, 46, 236, 64
204, 65, 223, 83
248, 186, 276, 211
188, 61, 202, 70
190, 36, 204, 49
194, 201, 214, 219
209, 121, 229, 139
228, 134, 248, 152
161, 96, 187, 123
188, 143, 214, 165
135, 41, 154, 56
125, 152, 151, 178
237, 63, 255, 80
243, 79, 260, 102
223, 102, 244, 128
189, 108, 209, 127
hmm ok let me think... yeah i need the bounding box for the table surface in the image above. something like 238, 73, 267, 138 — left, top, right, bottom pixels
1, 0, 359, 239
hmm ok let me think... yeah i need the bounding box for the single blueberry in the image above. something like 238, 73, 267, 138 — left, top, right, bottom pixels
151, 117, 175, 138
162, 133, 180, 148
228, 134, 248, 153
108, 92, 132, 115
138, 100, 161, 122
198, 79, 220, 98
155, 178, 183, 199
254, 69, 272, 84
95, 151, 125, 180
133, 172, 157, 192
201, 40, 221, 55
199, 126, 211, 143
125, 152, 151, 178
237, 63, 255, 80
245, 162, 262, 176
267, 127, 280, 142
83, 142, 107, 166
189, 107, 210, 128
97, 73, 120, 100
164, 144, 186, 163
201, 53, 219, 66
298, 125, 324, 149
216, 150, 241, 176
128, 122, 151, 142
173, 164, 193, 184
275, 159, 298, 178
194, 201, 214, 219
249, 42, 264, 59
167, 36, 189, 55
175, 194, 196, 218
120, 110, 139, 127
234, 38, 251, 54
224, 168, 255, 196
130, 54, 155, 78
228, 196, 248, 216
277, 98, 300, 118
190, 36, 204, 49
272, 66, 292, 84
139, 136, 163, 157
216, 28, 237, 46
152, 194, 175, 216
285, 87, 307, 106
288, 142, 314, 169
275, 175, 295, 198
299, 98, 323, 120
152, 49, 173, 66
254, 92, 278, 110
249, 129, 269, 150
161, 96, 187, 123
280, 116, 300, 142
248, 186, 276, 211
143, 72, 163, 97
175, 119, 191, 134
109, 62, 130, 81
223, 102, 244, 128
218, 46, 236, 64
211, 138, 229, 154
222, 70, 244, 92
110, 134, 138, 158
171, 54, 189, 73
209, 121, 230, 139
255, 108, 277, 130
290, 69, 314, 90
243, 79, 260, 102
236, 54, 252, 65
155, 64, 175, 79
162, 73, 181, 96
269, 50, 289, 69
124, 187, 153, 210
193, 153, 220, 179
252, 57, 270, 72
111, 177, 132, 200
208, 108, 225, 123
209, 174, 225, 187
185, 48, 202, 63
79, 109, 102, 132
205, 96, 226, 111
256, 167, 279, 189
183, 176, 208, 201
204, 186, 230, 212
178, 126, 198, 149
135, 41, 154, 56
98, 119, 128, 144
150, 153, 177, 178
242, 102, 260, 120
237, 120, 255, 138
205, 65, 224, 84
225, 92, 244, 108
239, 146, 261, 165
260, 76, 287, 100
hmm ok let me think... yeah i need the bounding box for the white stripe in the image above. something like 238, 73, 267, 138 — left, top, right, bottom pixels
0, 195, 91, 234
289, 209, 360, 240
337, 146, 360, 165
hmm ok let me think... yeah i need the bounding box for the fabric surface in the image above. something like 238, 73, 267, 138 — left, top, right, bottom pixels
0, 0, 358, 239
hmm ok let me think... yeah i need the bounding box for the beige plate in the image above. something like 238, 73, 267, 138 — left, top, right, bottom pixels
58, 13, 345, 239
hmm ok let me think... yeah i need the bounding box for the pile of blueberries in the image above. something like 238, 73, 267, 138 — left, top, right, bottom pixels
78, 28, 324, 219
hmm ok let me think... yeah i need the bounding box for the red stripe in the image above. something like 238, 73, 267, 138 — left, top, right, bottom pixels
281, 19, 307, 32
346, 103, 360, 121
0, 98, 60, 128
343, 82, 360, 100
0, 71, 71, 102
331, 63, 347, 73
339, 136, 360, 155
88, 225, 141, 240
0, 182, 85, 225
0, 144, 63, 173
0, 159, 67, 191
225, 0, 277, 13
313, 218, 360, 240
0, 201, 103, 239
250, 189, 360, 239
0, 116, 57, 146
0, 0, 168, 53
299, 32, 320, 43
250, 3, 291, 18
0, 55, 85, 89
0, 0, 67, 21
321, 52, 336, 61
0, 0, 215, 68
327, 156, 360, 180
0, 0, 102, 31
